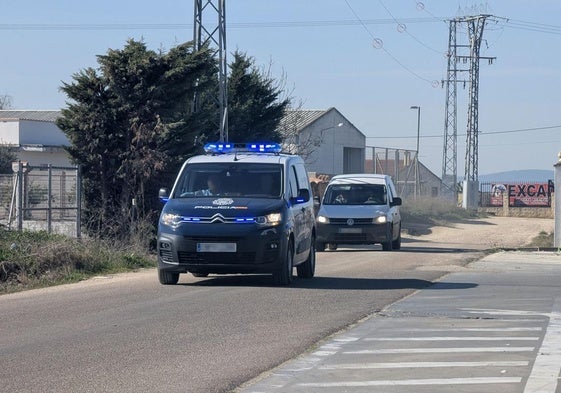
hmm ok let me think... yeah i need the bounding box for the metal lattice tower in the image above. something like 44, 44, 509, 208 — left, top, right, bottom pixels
441, 15, 495, 198
194, 0, 228, 142
462, 15, 493, 182
441, 19, 459, 199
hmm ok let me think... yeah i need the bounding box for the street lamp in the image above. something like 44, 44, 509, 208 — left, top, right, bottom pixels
316, 123, 343, 174
410, 106, 420, 154
328, 122, 344, 174
410, 106, 421, 198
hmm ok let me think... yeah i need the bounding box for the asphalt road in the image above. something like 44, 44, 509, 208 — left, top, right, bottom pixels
239, 251, 561, 393
0, 233, 501, 393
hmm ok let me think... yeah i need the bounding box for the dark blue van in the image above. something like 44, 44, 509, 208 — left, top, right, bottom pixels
157, 143, 316, 286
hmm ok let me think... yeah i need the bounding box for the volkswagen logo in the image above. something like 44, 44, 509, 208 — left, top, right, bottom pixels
347, 218, 354, 226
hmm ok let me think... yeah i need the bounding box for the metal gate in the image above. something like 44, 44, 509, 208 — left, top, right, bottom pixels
0, 162, 82, 237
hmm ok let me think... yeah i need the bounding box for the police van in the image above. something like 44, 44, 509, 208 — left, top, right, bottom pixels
157, 143, 316, 286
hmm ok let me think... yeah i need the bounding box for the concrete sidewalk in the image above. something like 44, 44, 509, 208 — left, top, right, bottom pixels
237, 251, 561, 393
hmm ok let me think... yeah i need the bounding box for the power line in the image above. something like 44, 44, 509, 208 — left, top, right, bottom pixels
501, 18, 561, 35
1, 17, 560, 34
365, 124, 561, 139
0, 18, 440, 31
343, 0, 439, 86
378, 0, 443, 54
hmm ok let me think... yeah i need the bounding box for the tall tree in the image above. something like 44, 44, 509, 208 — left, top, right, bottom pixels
227, 51, 290, 142
0, 146, 16, 174
0, 94, 12, 109
57, 39, 217, 238
0, 96, 16, 173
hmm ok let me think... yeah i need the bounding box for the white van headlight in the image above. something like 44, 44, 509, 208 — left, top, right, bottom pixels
375, 215, 387, 224
256, 212, 282, 226
317, 215, 329, 224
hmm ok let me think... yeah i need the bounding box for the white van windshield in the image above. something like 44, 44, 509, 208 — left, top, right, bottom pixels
323, 184, 387, 205
172, 163, 283, 198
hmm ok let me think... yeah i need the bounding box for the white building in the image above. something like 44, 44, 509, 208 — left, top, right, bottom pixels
0, 110, 70, 167
279, 107, 365, 175
1, 107, 368, 176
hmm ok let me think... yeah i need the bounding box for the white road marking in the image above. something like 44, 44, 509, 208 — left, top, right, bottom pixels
523, 300, 561, 393
391, 327, 543, 332
365, 336, 539, 341
319, 361, 529, 370
297, 377, 522, 387
457, 306, 561, 393
344, 346, 534, 354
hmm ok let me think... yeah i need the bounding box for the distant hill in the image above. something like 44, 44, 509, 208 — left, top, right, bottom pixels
478, 169, 554, 183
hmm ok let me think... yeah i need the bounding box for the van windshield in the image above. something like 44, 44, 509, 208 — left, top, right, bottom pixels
323, 184, 387, 205
172, 163, 283, 199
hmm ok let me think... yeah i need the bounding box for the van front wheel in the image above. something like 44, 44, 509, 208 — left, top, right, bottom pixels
273, 241, 293, 286
381, 225, 394, 251
158, 269, 179, 285
297, 238, 316, 279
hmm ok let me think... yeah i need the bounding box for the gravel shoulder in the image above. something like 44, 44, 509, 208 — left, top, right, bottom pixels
406, 215, 554, 249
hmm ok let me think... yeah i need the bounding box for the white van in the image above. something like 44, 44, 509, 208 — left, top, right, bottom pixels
316, 174, 402, 251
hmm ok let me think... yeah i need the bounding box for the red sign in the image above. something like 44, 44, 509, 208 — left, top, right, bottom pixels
508, 183, 551, 207
489, 183, 552, 207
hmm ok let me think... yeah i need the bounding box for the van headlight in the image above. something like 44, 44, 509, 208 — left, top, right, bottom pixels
161, 213, 182, 227
317, 215, 329, 224
256, 212, 282, 226
375, 215, 387, 224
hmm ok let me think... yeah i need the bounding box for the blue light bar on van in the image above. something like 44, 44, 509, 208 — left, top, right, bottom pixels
204, 142, 282, 154
246, 143, 282, 153
204, 143, 235, 154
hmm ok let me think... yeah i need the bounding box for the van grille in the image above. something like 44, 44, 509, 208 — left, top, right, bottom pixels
178, 252, 256, 264
329, 218, 374, 225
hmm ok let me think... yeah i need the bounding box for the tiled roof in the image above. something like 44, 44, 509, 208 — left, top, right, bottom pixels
278, 108, 331, 132
0, 110, 62, 122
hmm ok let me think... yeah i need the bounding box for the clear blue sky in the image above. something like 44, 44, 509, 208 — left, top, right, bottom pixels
1, 0, 560, 176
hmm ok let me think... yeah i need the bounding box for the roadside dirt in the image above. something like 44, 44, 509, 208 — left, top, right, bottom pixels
407, 216, 554, 250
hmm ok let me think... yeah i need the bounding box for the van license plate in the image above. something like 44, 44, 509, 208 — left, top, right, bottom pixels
339, 228, 362, 234
197, 243, 237, 252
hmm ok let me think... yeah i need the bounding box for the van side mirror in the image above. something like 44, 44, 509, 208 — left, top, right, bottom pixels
391, 197, 402, 207
159, 188, 169, 203
291, 188, 310, 204
313, 195, 321, 206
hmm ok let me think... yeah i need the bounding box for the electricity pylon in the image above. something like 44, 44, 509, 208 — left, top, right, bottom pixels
441, 14, 495, 204
193, 0, 228, 142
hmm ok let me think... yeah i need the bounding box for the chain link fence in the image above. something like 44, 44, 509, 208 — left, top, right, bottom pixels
365, 146, 420, 199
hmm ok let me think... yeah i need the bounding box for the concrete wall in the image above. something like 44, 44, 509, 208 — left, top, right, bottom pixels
0, 120, 20, 145
18, 149, 72, 167
479, 191, 555, 218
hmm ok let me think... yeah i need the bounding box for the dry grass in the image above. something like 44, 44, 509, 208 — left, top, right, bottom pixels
0, 227, 155, 294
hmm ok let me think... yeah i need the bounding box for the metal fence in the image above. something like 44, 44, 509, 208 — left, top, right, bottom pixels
0, 163, 82, 237
365, 146, 419, 199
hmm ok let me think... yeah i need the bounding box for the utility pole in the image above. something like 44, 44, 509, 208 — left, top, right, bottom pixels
461, 14, 495, 208
441, 14, 495, 207
410, 106, 421, 199
193, 0, 228, 142
462, 15, 494, 183
441, 19, 460, 202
